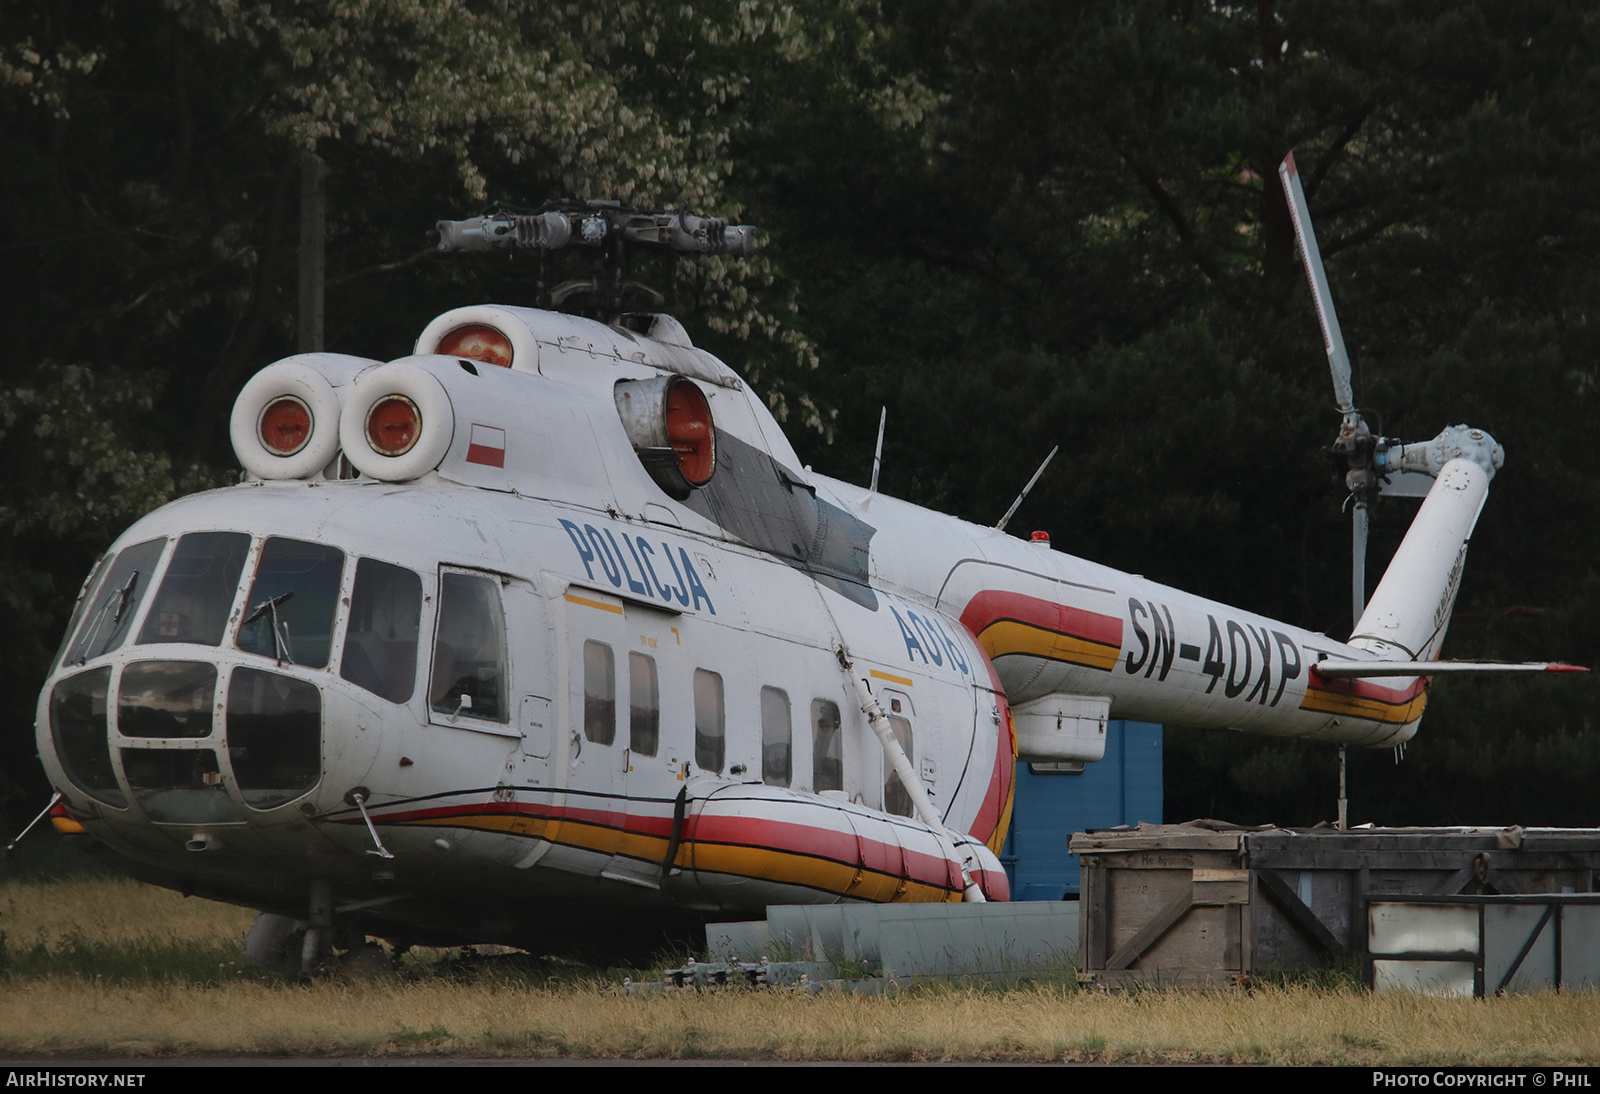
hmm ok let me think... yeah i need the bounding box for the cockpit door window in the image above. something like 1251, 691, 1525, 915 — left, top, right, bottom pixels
236, 538, 345, 668
340, 558, 422, 704
429, 571, 509, 724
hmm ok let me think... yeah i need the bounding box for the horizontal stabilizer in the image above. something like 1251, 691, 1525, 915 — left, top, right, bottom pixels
1312, 660, 1588, 679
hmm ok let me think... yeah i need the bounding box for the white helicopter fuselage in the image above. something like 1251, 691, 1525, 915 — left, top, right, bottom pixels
33, 302, 1490, 953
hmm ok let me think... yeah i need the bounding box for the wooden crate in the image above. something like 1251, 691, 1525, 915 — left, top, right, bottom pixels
1072, 823, 1600, 989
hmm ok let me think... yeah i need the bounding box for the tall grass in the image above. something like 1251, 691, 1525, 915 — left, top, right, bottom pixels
1, 876, 257, 986
1, 876, 1598, 1062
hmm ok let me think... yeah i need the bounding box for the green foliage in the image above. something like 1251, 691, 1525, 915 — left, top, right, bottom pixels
737, 0, 1600, 825
0, 0, 826, 818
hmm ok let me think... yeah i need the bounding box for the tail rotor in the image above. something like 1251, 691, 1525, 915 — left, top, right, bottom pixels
1279, 152, 1383, 626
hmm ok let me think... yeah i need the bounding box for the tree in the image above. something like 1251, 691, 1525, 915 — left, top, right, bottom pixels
733, 0, 1600, 825
0, 0, 822, 829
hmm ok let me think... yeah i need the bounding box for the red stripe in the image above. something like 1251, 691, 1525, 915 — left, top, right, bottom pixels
965, 644, 1013, 845
365, 798, 963, 889
688, 811, 959, 888
959, 589, 1122, 648
1306, 670, 1428, 705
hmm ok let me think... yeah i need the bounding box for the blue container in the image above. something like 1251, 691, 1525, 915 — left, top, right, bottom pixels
1001, 720, 1163, 900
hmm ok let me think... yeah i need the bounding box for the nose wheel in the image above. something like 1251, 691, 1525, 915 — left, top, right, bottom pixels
241, 912, 322, 979
239, 879, 349, 979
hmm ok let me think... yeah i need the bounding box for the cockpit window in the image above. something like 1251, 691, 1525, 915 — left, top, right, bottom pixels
118, 661, 218, 738
429, 572, 508, 723
340, 558, 422, 704
227, 667, 321, 809
61, 538, 166, 666
54, 553, 113, 668
236, 538, 345, 668
138, 532, 250, 647
48, 666, 125, 808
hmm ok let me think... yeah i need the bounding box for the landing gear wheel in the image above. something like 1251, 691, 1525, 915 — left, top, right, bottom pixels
241, 912, 311, 978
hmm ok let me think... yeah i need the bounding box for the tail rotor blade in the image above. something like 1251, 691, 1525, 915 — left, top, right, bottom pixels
1280, 153, 1357, 421
1351, 500, 1368, 624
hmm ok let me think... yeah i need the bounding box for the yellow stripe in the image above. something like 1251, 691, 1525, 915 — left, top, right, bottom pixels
985, 761, 1017, 857
690, 842, 959, 903
565, 593, 625, 615
978, 619, 1121, 672
1300, 688, 1428, 725
400, 811, 655, 861
400, 813, 960, 902
869, 669, 914, 687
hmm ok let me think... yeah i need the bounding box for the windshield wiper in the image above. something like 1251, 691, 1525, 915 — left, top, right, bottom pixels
75, 570, 140, 664
243, 591, 296, 666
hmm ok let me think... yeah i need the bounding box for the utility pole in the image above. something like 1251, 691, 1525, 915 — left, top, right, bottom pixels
297, 153, 326, 353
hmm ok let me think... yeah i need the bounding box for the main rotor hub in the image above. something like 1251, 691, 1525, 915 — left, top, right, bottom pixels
428, 199, 757, 320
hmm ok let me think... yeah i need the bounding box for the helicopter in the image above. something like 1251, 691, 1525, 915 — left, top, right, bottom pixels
27, 160, 1581, 965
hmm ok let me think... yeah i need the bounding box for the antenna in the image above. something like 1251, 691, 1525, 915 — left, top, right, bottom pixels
995, 445, 1058, 533
862, 407, 886, 509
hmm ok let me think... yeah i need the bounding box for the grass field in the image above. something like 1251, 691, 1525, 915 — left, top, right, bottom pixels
2, 876, 1598, 1063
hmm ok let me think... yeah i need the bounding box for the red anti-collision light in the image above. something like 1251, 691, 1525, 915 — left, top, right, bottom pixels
365, 395, 421, 456
258, 396, 312, 456
436, 324, 513, 368
665, 381, 715, 486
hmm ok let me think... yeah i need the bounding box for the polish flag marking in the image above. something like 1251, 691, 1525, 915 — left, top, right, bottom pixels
466, 423, 506, 468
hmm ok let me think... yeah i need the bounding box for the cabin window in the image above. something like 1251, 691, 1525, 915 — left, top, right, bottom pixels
812, 699, 843, 793
62, 538, 167, 666
227, 667, 322, 809
237, 538, 345, 669
429, 572, 508, 723
693, 668, 724, 773
138, 532, 250, 647
340, 558, 422, 704
583, 640, 616, 744
118, 661, 217, 738
884, 715, 915, 817
630, 651, 659, 756
48, 666, 125, 808
760, 686, 792, 787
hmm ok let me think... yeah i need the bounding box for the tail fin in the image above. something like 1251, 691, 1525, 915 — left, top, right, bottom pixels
1351, 451, 1493, 661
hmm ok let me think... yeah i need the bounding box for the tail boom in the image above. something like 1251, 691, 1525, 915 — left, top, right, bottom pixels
1351, 456, 1492, 662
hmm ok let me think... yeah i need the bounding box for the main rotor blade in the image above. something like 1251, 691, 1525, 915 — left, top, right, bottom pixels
1280, 153, 1356, 420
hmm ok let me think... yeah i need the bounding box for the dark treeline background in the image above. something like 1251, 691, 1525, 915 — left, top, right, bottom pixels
5, 1, 1599, 842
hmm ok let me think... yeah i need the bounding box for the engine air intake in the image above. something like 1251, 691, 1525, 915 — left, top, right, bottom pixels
435, 324, 513, 369
365, 395, 422, 456
614, 375, 717, 499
